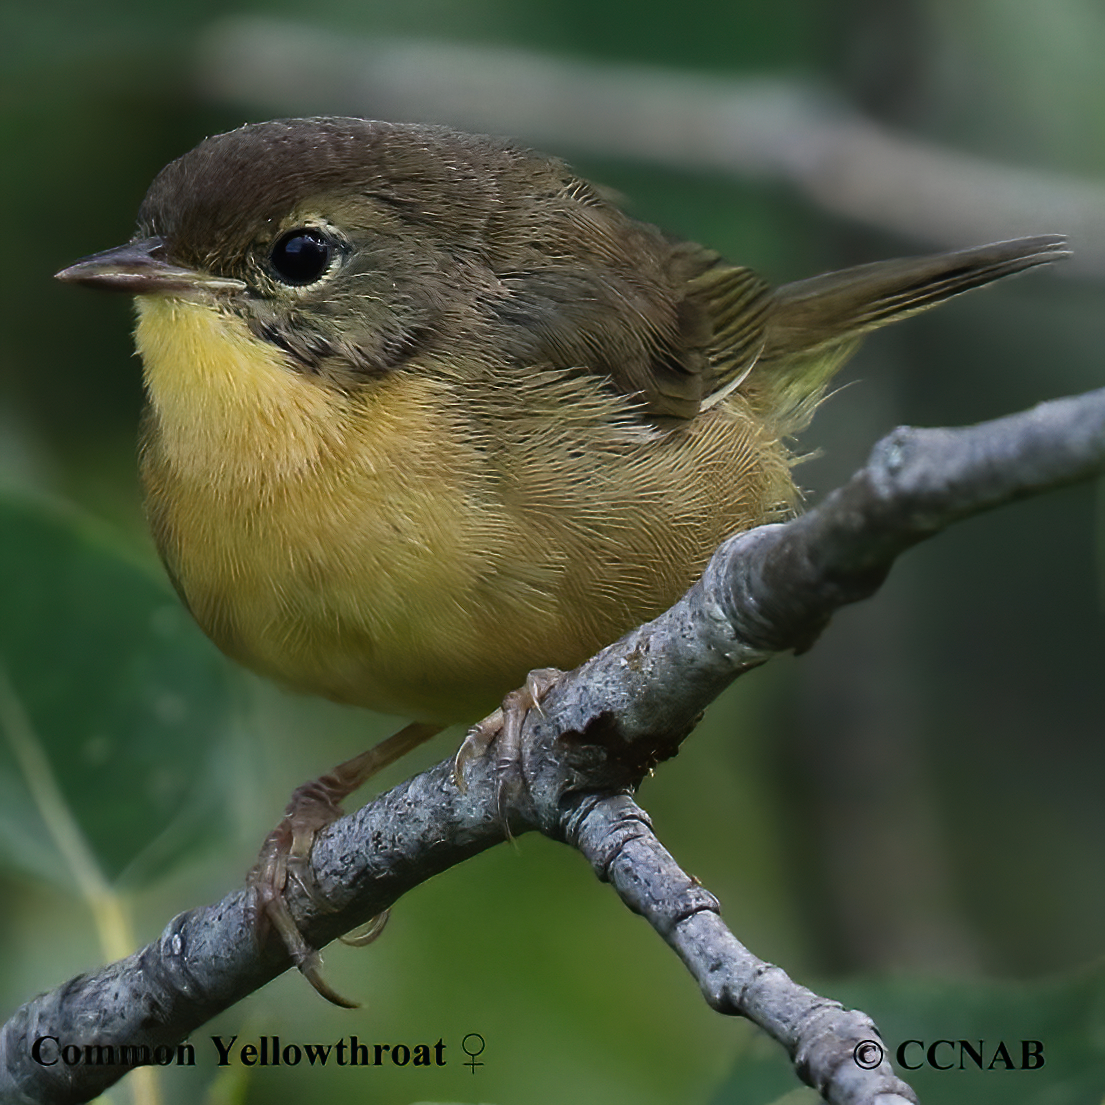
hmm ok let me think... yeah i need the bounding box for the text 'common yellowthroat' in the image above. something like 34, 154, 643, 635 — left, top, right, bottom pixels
57, 117, 1067, 738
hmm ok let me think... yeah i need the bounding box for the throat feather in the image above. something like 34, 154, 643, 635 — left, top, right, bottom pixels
135, 296, 349, 483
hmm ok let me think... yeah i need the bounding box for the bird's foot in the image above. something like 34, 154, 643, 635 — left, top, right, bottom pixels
453, 668, 564, 825
249, 721, 441, 1007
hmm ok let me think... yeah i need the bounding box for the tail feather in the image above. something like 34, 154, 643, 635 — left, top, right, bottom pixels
737, 234, 1069, 434
765, 234, 1069, 356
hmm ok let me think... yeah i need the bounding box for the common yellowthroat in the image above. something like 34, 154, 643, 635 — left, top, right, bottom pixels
56, 117, 1067, 994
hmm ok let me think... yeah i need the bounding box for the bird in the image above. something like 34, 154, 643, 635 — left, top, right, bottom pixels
55, 116, 1069, 1001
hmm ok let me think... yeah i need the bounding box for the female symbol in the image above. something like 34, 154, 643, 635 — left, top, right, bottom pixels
462, 1033, 486, 1073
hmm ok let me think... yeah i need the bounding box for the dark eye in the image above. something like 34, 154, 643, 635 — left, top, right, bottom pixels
269, 229, 334, 286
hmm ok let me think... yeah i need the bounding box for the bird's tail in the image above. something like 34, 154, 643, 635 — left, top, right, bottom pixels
739, 234, 1070, 435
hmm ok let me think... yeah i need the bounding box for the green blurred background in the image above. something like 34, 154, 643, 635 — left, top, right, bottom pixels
2, 1, 1103, 1104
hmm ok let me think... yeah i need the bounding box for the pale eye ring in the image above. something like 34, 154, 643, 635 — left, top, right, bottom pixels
269, 228, 334, 286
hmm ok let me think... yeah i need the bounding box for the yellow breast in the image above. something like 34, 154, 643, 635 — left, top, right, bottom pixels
134, 295, 794, 723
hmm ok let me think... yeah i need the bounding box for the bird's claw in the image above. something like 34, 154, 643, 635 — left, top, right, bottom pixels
249, 779, 361, 1007
453, 668, 564, 826
249, 722, 441, 1007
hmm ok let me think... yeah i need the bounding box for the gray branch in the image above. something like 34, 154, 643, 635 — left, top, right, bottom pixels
3, 384, 1104, 1105
197, 17, 1105, 276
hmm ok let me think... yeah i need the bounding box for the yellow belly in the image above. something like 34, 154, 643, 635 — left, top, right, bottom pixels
135, 295, 794, 723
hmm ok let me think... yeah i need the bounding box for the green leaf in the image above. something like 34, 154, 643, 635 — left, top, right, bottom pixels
0, 491, 234, 886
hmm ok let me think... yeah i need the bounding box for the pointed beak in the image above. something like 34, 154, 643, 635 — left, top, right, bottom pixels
55, 237, 246, 295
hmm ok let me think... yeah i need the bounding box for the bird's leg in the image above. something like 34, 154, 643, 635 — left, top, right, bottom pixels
453, 668, 564, 824
250, 721, 441, 1007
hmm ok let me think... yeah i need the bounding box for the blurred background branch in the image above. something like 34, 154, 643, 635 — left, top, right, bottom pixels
200, 17, 1105, 275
